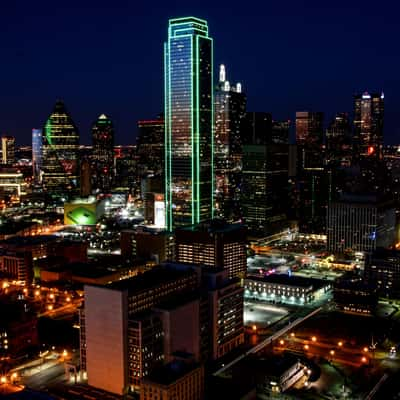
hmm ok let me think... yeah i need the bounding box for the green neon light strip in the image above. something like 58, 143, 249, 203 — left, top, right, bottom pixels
169, 16, 208, 25
195, 35, 200, 223
191, 35, 195, 225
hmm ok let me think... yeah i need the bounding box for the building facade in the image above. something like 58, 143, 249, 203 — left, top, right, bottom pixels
32, 129, 42, 183
92, 114, 114, 193
354, 91, 384, 160
214, 64, 246, 221
42, 100, 80, 198
175, 220, 247, 279
327, 194, 396, 254
1, 136, 15, 165
164, 17, 214, 230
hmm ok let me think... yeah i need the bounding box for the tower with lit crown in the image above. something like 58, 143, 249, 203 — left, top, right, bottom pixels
214, 64, 246, 221
164, 17, 214, 231
42, 100, 80, 198
92, 114, 114, 193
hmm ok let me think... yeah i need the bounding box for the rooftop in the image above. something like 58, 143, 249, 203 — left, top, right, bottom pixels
102, 264, 196, 293
144, 360, 201, 386
247, 273, 327, 289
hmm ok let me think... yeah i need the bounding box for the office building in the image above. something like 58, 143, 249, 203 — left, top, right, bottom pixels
175, 220, 247, 279
82, 265, 199, 394
365, 248, 400, 298
244, 274, 331, 305
214, 64, 246, 220
326, 112, 352, 167
204, 268, 244, 359
32, 129, 42, 183
327, 194, 396, 254
92, 114, 114, 193
1, 136, 15, 165
164, 17, 213, 230
137, 116, 164, 179
81, 262, 244, 394
141, 360, 204, 400
120, 227, 175, 263
114, 145, 138, 193
42, 100, 80, 197
295, 111, 327, 233
354, 91, 384, 160
0, 168, 28, 200
241, 115, 290, 234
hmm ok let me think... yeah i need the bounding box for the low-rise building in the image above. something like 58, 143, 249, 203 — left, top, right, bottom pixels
141, 359, 204, 400
244, 274, 331, 304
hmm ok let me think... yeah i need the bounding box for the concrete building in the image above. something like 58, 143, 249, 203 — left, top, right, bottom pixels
175, 220, 247, 279
244, 274, 331, 305
327, 194, 396, 254
141, 359, 204, 400
81, 265, 199, 394
365, 248, 400, 298
120, 227, 174, 264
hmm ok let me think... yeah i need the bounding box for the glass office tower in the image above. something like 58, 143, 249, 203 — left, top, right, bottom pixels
32, 129, 42, 183
164, 17, 214, 231
92, 114, 114, 193
42, 100, 80, 198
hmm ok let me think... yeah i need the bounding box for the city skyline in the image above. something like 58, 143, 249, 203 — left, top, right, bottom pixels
1, 0, 399, 145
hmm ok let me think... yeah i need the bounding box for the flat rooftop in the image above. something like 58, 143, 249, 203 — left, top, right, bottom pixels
145, 360, 200, 386
103, 264, 196, 293
246, 273, 327, 289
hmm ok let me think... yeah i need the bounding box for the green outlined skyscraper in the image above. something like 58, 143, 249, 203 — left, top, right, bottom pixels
164, 17, 214, 231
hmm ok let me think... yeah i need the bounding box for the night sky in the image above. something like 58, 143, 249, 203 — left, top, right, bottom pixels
1, 0, 399, 145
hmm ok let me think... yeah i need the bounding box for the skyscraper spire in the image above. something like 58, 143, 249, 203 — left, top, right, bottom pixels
219, 64, 226, 83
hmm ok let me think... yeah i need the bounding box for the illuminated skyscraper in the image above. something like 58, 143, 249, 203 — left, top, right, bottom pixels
164, 17, 213, 231
92, 114, 114, 192
1, 136, 15, 165
137, 116, 164, 179
295, 111, 327, 233
42, 100, 80, 197
32, 129, 42, 183
353, 91, 384, 159
214, 64, 246, 221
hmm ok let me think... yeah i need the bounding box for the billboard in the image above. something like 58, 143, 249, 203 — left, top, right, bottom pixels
64, 203, 97, 225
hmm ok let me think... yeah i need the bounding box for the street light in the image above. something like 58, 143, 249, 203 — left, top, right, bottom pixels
311, 336, 317, 342
304, 344, 309, 350
330, 350, 335, 356
0, 376, 6, 384
338, 341, 343, 347
363, 347, 369, 353
279, 340, 284, 346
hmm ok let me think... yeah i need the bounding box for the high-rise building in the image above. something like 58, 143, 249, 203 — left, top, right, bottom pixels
1, 136, 15, 165
327, 194, 396, 254
164, 17, 213, 231
326, 112, 352, 167
175, 220, 247, 279
295, 111, 324, 169
92, 114, 114, 193
241, 112, 272, 145
241, 113, 290, 235
137, 116, 164, 179
365, 248, 400, 299
42, 100, 80, 197
214, 64, 246, 221
353, 91, 384, 160
295, 111, 327, 233
32, 129, 42, 183
82, 265, 199, 394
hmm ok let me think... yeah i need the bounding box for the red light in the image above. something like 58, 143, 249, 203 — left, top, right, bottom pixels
368, 146, 375, 155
